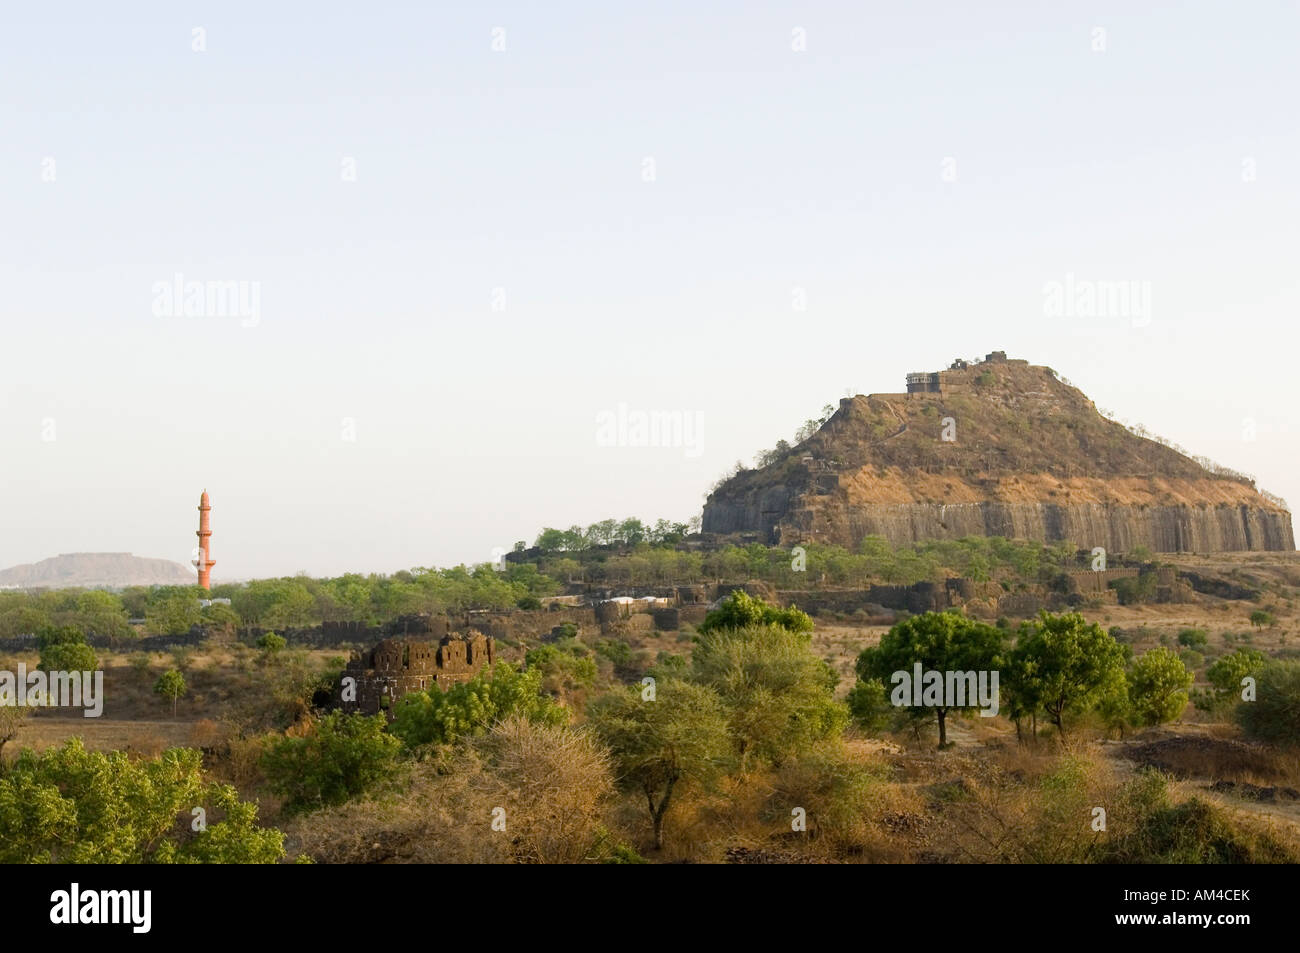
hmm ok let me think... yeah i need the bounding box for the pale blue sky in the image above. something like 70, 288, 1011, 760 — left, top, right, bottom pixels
2, 1, 1296, 578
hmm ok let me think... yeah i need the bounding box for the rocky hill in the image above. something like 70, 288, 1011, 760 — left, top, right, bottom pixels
0, 553, 195, 589
703, 353, 1294, 553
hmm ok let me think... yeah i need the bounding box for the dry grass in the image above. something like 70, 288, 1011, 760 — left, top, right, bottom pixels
280, 718, 616, 864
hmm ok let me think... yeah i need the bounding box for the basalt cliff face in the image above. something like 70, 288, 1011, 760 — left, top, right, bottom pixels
703, 355, 1294, 554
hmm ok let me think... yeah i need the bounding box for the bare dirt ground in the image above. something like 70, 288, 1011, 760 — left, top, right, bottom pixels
8, 717, 196, 758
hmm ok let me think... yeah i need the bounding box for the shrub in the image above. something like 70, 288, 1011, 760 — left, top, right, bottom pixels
765, 744, 886, 853
1103, 791, 1299, 863
35, 624, 98, 672
261, 711, 402, 814
694, 623, 847, 769
37, 641, 98, 673
0, 739, 283, 863
388, 663, 566, 749
1113, 574, 1158, 605
257, 632, 287, 653
698, 591, 813, 637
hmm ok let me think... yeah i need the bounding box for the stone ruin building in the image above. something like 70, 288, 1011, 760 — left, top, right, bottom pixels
338, 629, 495, 715
906, 350, 1017, 394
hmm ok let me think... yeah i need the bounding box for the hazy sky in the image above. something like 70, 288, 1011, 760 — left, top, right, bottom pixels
2, 1, 1297, 579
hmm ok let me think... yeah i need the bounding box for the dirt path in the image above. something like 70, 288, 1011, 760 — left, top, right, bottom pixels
879, 400, 908, 440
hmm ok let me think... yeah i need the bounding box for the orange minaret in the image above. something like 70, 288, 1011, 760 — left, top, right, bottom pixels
195, 489, 216, 589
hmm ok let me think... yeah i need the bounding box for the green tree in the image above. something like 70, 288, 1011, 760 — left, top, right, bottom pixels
691, 623, 846, 769
262, 581, 318, 629
0, 739, 283, 863
0, 604, 50, 639
617, 518, 647, 546
71, 590, 132, 642
1249, 609, 1275, 630
1113, 574, 1158, 605
1000, 648, 1045, 743
525, 643, 598, 698
1206, 648, 1267, 704
388, 663, 566, 748
1096, 672, 1133, 738
845, 678, 892, 733
534, 527, 568, 552
233, 579, 318, 628
200, 601, 241, 636
589, 679, 730, 850
855, 611, 1005, 747
1012, 612, 1128, 738
145, 587, 203, 636
1127, 647, 1193, 726
261, 711, 402, 814
1236, 660, 1300, 744
36, 625, 98, 673
154, 669, 188, 716
35, 623, 85, 650
697, 590, 813, 637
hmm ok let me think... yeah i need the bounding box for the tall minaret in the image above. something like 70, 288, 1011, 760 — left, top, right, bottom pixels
195, 489, 216, 590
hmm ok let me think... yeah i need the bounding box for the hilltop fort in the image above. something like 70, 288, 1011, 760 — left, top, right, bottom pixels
703, 352, 1294, 553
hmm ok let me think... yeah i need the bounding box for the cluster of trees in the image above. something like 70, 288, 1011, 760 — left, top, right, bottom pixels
0, 564, 561, 639
0, 530, 1139, 644
529, 517, 700, 553
220, 564, 557, 627
851, 610, 1197, 745
4, 585, 1298, 864
751, 404, 838, 468
529, 534, 1084, 589
0, 589, 132, 642
257, 591, 849, 852
589, 614, 847, 848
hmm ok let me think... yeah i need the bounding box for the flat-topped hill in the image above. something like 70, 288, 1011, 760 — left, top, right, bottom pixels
0, 552, 195, 589
703, 353, 1294, 553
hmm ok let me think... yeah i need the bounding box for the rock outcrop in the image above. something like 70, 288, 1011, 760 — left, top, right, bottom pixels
703, 354, 1294, 554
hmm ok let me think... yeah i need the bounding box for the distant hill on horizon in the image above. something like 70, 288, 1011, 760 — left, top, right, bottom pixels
0, 552, 195, 590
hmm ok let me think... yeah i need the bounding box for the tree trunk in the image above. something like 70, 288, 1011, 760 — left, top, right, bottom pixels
649, 777, 677, 851
937, 710, 947, 747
